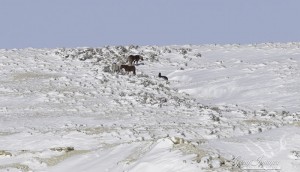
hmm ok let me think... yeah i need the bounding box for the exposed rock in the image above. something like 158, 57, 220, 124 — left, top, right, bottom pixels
0, 150, 12, 156
50, 147, 74, 152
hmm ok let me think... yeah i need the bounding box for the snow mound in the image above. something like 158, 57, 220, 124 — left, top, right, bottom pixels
0, 43, 300, 171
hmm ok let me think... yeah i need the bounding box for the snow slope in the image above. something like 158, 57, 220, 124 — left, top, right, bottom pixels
0, 43, 299, 172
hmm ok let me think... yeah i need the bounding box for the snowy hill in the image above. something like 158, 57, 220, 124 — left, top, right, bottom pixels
0, 43, 300, 171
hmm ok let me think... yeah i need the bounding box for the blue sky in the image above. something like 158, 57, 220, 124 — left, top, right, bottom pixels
1, 0, 300, 48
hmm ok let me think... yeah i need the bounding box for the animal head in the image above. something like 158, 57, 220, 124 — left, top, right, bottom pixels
120, 65, 126, 69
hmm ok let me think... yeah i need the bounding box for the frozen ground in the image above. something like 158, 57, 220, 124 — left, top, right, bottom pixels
0, 43, 299, 171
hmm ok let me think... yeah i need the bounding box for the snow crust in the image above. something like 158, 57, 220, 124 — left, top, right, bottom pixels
0, 43, 300, 171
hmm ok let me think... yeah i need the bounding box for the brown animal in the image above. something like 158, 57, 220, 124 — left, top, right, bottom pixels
127, 55, 144, 66
120, 65, 136, 75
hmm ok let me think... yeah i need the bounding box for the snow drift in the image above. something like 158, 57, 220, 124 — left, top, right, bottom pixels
0, 43, 300, 171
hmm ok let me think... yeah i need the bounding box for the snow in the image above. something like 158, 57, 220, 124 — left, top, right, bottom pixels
0, 43, 300, 171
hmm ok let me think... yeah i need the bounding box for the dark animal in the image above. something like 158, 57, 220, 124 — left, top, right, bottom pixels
120, 65, 136, 75
127, 55, 144, 66
158, 73, 168, 81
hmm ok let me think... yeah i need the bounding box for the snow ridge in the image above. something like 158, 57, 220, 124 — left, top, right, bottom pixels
0, 44, 300, 171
